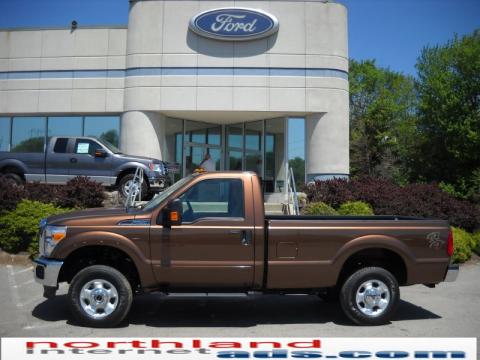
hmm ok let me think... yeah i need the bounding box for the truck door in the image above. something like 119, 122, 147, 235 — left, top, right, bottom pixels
68, 139, 113, 185
150, 177, 255, 288
45, 138, 75, 184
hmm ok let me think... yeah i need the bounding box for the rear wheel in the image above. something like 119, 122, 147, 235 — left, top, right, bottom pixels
68, 265, 133, 327
3, 172, 23, 186
339, 267, 399, 325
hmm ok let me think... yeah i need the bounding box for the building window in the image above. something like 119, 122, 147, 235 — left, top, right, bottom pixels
0, 117, 10, 152
84, 116, 120, 147
288, 117, 306, 187
48, 116, 83, 138
11, 117, 46, 153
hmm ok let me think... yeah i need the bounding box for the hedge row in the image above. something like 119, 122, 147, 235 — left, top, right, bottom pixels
0, 176, 105, 213
305, 176, 479, 231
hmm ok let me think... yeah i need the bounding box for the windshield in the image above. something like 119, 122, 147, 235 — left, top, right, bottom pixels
142, 175, 194, 211
97, 137, 121, 154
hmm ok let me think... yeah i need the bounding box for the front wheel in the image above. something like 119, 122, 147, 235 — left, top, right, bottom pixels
118, 174, 148, 201
68, 265, 133, 327
339, 267, 399, 325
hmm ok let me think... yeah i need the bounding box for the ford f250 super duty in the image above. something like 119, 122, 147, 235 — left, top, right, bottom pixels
33, 171, 458, 327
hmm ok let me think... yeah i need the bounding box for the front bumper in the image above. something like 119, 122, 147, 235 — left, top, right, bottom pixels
33, 257, 63, 288
444, 264, 459, 282
148, 174, 171, 191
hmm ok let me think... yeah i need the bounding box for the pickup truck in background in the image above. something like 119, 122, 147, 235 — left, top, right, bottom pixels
33, 171, 458, 327
0, 136, 170, 198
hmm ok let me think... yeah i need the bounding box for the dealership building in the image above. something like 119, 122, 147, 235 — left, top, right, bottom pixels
0, 0, 349, 194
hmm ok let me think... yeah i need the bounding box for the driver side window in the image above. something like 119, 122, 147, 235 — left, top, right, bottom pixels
179, 179, 244, 223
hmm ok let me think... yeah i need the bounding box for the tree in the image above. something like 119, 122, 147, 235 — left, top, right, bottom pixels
349, 59, 417, 183
414, 30, 480, 199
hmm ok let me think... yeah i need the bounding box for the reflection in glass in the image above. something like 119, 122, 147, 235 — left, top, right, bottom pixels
48, 117, 82, 138
245, 121, 263, 177
84, 116, 120, 146
288, 117, 306, 187
227, 124, 243, 149
0, 117, 11, 152
11, 117, 46, 153
264, 118, 285, 193
185, 121, 221, 145
228, 150, 242, 170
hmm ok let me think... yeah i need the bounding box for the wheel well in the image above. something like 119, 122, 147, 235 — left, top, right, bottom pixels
58, 246, 141, 292
116, 168, 149, 187
0, 166, 25, 180
338, 248, 407, 286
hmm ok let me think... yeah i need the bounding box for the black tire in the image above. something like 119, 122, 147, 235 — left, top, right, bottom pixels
118, 173, 148, 200
4, 173, 23, 186
68, 265, 133, 327
339, 267, 399, 326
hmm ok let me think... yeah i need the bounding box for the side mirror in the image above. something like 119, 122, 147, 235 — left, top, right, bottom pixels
95, 149, 108, 158
163, 198, 182, 228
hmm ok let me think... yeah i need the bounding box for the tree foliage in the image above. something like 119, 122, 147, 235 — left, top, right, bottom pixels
349, 59, 417, 184
414, 30, 480, 199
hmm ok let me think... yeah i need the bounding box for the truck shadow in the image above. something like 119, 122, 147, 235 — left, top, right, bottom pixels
31, 294, 441, 328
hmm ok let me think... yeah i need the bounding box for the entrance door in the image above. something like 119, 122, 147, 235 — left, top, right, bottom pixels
150, 177, 255, 288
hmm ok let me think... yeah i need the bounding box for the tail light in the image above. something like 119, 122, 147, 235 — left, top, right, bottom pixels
447, 229, 454, 257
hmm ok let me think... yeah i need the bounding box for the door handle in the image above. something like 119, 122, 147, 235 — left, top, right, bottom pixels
241, 230, 252, 246
228, 229, 252, 246
70, 157, 77, 163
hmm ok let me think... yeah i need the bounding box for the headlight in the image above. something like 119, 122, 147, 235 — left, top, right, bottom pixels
149, 162, 165, 174
42, 225, 67, 257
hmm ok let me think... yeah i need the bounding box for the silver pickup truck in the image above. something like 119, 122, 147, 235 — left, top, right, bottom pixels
0, 136, 170, 198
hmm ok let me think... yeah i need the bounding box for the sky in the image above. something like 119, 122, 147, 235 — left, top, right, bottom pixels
0, 0, 478, 76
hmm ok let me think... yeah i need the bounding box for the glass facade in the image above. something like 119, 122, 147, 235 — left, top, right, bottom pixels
0, 117, 11, 152
162, 117, 305, 193
0, 115, 120, 154
11, 117, 46, 153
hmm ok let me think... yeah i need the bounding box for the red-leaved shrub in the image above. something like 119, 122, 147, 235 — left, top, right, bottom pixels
305, 176, 479, 231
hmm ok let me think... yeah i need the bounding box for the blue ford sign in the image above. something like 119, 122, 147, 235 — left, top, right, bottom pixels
189, 8, 279, 41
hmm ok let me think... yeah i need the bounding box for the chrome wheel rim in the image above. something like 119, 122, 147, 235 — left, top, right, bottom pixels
123, 180, 140, 197
355, 279, 390, 317
80, 279, 118, 319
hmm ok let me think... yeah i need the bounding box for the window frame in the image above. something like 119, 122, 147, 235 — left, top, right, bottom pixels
177, 178, 245, 224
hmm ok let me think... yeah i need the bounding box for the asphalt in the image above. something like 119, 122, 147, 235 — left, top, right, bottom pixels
0, 260, 479, 339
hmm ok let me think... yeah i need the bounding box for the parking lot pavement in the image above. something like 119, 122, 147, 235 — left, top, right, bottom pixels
0, 261, 479, 338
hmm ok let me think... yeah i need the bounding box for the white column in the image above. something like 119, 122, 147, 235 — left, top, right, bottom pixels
306, 111, 349, 181
120, 111, 165, 160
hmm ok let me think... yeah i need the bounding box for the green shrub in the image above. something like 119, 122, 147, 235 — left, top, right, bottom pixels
472, 232, 480, 256
303, 202, 338, 215
0, 200, 71, 256
338, 201, 374, 216
451, 227, 476, 263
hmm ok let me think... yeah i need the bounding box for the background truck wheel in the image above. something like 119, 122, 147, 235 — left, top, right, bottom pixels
339, 267, 399, 326
118, 173, 148, 201
3, 173, 23, 186
68, 265, 133, 328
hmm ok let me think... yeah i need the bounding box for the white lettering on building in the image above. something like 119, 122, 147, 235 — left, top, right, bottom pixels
210, 14, 258, 33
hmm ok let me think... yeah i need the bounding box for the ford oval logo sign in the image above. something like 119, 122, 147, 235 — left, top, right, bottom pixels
189, 8, 279, 41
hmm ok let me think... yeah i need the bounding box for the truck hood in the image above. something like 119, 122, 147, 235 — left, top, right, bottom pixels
46, 208, 143, 226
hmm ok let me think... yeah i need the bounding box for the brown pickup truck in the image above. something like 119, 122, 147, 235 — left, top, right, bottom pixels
33, 171, 458, 327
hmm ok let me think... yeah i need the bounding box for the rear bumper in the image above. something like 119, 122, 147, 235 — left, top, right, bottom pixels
33, 257, 63, 288
444, 264, 459, 282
